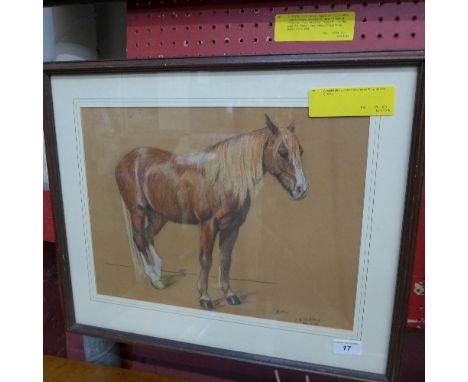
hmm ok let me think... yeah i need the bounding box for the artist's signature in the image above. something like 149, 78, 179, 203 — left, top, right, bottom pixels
294, 316, 321, 325
272, 309, 321, 326
273, 309, 288, 315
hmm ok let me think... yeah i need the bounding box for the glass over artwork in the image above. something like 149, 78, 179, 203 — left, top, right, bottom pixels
81, 107, 369, 331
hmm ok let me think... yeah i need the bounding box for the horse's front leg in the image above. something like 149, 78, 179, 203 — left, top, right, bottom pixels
197, 219, 218, 310
219, 226, 241, 305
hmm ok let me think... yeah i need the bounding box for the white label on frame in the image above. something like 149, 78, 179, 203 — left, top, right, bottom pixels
333, 340, 362, 355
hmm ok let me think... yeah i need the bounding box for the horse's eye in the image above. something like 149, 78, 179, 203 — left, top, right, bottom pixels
279, 150, 288, 159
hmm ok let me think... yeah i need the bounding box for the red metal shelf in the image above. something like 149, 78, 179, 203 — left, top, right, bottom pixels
127, 0, 424, 59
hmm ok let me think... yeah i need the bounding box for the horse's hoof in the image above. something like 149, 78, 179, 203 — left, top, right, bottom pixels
151, 280, 165, 289
226, 295, 241, 305
200, 299, 214, 310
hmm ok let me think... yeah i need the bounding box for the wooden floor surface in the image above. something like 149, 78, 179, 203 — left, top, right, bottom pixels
44, 355, 191, 382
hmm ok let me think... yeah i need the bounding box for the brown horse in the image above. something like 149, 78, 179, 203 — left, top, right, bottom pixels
115, 115, 308, 310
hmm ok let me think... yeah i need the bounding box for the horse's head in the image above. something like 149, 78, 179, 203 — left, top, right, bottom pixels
263, 115, 309, 200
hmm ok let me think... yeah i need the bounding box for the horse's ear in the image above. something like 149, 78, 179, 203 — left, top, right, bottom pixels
286, 121, 296, 134
265, 114, 279, 134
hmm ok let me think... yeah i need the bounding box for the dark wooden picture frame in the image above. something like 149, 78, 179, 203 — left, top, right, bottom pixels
44, 51, 424, 382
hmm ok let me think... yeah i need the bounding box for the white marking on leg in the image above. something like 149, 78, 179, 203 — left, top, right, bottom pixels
147, 244, 162, 280
140, 252, 159, 282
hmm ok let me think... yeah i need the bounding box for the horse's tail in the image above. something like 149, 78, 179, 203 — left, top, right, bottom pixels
119, 198, 145, 281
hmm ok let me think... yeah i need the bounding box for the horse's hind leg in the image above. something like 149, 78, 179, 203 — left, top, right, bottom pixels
115, 154, 166, 288
219, 226, 241, 305
129, 208, 162, 287
145, 208, 167, 289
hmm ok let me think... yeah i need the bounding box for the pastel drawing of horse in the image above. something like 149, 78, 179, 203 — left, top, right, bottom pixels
115, 114, 309, 310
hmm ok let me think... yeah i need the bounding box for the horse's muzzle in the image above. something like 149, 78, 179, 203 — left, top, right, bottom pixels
288, 184, 309, 200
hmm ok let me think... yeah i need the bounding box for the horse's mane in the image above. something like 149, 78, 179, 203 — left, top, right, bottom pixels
202, 128, 269, 204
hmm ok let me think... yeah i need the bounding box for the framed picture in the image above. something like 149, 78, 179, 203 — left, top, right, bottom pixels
44, 52, 424, 381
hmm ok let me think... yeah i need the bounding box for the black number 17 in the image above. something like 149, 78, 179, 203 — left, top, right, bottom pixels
343, 345, 352, 351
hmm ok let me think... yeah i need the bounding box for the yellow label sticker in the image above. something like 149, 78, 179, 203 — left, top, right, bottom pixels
275, 12, 355, 42
308, 86, 395, 117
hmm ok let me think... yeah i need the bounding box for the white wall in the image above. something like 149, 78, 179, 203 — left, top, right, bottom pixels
43, 2, 127, 188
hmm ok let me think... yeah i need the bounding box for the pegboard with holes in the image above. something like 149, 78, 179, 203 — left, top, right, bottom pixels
127, 0, 424, 58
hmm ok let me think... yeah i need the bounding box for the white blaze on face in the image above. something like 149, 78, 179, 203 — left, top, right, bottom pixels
292, 155, 308, 199
282, 133, 308, 199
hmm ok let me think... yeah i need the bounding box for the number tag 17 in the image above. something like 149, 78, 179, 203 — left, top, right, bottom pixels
333, 340, 362, 356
